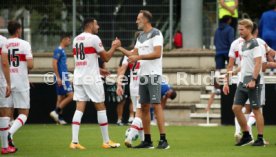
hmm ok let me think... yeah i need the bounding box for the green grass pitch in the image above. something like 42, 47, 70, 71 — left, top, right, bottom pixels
9, 124, 276, 157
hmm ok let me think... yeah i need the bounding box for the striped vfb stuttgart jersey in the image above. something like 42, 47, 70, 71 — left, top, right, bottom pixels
2, 38, 33, 91
122, 55, 141, 96
228, 37, 244, 66
0, 35, 7, 87
72, 32, 105, 85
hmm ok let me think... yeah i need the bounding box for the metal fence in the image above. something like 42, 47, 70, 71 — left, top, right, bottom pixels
203, 0, 218, 49
0, 0, 217, 52
0, 0, 180, 52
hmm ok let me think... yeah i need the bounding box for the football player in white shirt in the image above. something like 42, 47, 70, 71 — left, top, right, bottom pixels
2, 21, 34, 151
117, 10, 169, 149
70, 18, 121, 150
116, 53, 144, 148
0, 34, 16, 154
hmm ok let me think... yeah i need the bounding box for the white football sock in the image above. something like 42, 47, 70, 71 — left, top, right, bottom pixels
234, 117, 241, 135
244, 114, 250, 121
97, 110, 110, 143
247, 112, 256, 137
247, 112, 256, 127
72, 110, 83, 143
9, 114, 27, 137
0, 117, 10, 148
138, 117, 144, 141
128, 117, 142, 141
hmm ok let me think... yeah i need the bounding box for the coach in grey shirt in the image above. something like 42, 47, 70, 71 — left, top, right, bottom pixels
117, 10, 169, 149
223, 19, 265, 147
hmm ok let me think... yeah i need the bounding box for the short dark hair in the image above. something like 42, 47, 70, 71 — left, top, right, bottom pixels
220, 15, 232, 23
252, 22, 258, 34
83, 18, 96, 29
139, 10, 152, 22
8, 20, 21, 35
170, 89, 177, 100
60, 32, 71, 42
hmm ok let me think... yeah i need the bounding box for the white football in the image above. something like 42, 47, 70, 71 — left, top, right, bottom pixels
125, 128, 139, 141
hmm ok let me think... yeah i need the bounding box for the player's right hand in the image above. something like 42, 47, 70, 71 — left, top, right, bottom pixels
5, 85, 11, 97
116, 86, 124, 96
223, 84, 230, 95
57, 78, 62, 87
112, 37, 121, 48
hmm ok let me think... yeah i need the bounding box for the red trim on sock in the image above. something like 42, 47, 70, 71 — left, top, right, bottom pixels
17, 118, 24, 126
130, 125, 140, 131
0, 127, 9, 131
72, 122, 80, 125
99, 122, 108, 126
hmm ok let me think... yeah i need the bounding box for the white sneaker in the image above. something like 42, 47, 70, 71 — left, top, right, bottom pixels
234, 134, 242, 143
59, 119, 67, 125
150, 120, 157, 126
50, 111, 59, 123
116, 120, 124, 126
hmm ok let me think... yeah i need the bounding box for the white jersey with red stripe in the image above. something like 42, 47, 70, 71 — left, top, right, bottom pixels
228, 37, 244, 66
0, 35, 7, 87
2, 38, 33, 91
122, 55, 141, 96
72, 32, 105, 85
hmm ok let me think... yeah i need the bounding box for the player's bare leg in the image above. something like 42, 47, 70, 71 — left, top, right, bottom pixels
59, 92, 73, 109
134, 103, 154, 149
234, 104, 251, 143
154, 103, 170, 149
154, 104, 165, 134
232, 104, 253, 146
128, 101, 134, 124
252, 107, 265, 146
116, 99, 125, 126
141, 104, 151, 135
51, 92, 73, 124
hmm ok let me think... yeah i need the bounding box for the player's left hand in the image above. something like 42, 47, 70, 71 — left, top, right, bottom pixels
128, 55, 140, 62
246, 80, 256, 89
116, 85, 124, 96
